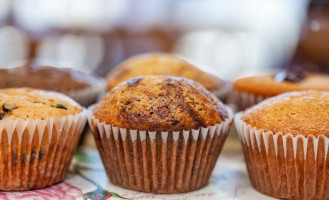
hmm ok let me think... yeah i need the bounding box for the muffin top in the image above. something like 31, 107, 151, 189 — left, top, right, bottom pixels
0, 63, 103, 92
233, 70, 329, 96
241, 91, 329, 137
94, 75, 228, 131
106, 53, 225, 91
0, 88, 82, 120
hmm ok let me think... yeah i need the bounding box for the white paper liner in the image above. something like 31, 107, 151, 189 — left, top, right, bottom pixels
229, 90, 268, 111
235, 112, 329, 160
66, 78, 106, 107
88, 106, 233, 143
88, 106, 233, 193
0, 110, 87, 145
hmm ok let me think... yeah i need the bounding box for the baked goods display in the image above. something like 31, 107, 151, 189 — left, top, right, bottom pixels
106, 53, 230, 101
232, 69, 329, 110
89, 75, 233, 193
0, 88, 86, 190
0, 63, 106, 106
235, 91, 329, 199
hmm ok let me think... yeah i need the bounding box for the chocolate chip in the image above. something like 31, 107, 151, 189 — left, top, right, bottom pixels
2, 102, 17, 112
274, 69, 306, 83
56, 103, 67, 110
171, 120, 180, 126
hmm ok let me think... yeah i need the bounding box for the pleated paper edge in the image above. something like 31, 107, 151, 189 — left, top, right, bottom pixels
0, 109, 87, 145
88, 106, 234, 143
234, 112, 329, 160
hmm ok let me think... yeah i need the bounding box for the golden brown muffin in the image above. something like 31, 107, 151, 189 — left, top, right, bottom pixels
235, 90, 329, 199
90, 75, 233, 194
0, 88, 86, 191
0, 88, 82, 120
94, 75, 228, 131
241, 91, 329, 137
106, 53, 226, 91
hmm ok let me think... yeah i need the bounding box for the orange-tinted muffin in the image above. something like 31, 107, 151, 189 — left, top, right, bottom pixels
90, 75, 233, 194
95, 76, 227, 131
235, 91, 329, 199
232, 69, 329, 110
0, 88, 86, 190
106, 52, 227, 92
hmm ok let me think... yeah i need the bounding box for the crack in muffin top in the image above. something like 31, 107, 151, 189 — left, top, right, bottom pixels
106, 53, 226, 91
94, 75, 228, 131
241, 91, 329, 137
0, 88, 82, 120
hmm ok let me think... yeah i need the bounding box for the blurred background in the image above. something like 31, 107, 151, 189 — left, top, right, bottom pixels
0, 0, 328, 80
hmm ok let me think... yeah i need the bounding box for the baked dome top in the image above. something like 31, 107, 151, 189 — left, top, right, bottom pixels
241, 91, 329, 137
0, 63, 102, 92
106, 53, 225, 91
233, 72, 329, 96
94, 75, 228, 131
0, 88, 82, 120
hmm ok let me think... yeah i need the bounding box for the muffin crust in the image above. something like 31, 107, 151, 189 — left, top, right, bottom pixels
0, 63, 101, 92
234, 72, 329, 96
106, 53, 225, 91
94, 75, 228, 131
241, 91, 329, 137
0, 88, 82, 120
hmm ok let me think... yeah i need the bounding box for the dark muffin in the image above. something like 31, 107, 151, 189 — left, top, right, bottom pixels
89, 75, 233, 194
232, 69, 329, 110
106, 53, 229, 101
0, 88, 86, 190
235, 91, 329, 199
0, 63, 106, 106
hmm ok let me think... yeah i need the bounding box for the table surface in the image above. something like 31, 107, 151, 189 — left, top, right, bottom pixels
0, 134, 277, 200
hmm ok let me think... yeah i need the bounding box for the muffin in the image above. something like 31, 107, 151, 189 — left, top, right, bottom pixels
0, 88, 86, 190
235, 91, 329, 199
106, 52, 230, 102
232, 69, 329, 110
0, 62, 106, 106
89, 75, 233, 193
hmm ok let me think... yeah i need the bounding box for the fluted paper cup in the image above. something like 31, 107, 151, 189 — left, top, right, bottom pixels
229, 90, 267, 111
0, 110, 87, 191
88, 107, 233, 194
235, 113, 329, 200
67, 79, 106, 107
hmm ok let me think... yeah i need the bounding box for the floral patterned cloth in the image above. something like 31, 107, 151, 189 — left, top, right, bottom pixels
0, 183, 83, 200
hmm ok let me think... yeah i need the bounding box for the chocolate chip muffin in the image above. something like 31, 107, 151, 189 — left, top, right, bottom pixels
235, 91, 329, 199
106, 53, 229, 101
0, 63, 106, 106
89, 75, 233, 194
0, 88, 86, 190
232, 69, 329, 110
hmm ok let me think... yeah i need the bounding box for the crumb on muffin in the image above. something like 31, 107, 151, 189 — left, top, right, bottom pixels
94, 75, 228, 131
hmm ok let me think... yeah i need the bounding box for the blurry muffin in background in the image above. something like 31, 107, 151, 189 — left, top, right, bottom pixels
0, 88, 86, 190
106, 52, 230, 102
232, 68, 329, 111
0, 62, 106, 106
89, 75, 233, 193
